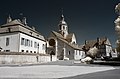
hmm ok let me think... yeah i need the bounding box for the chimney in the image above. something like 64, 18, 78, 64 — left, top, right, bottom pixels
22, 17, 27, 25
97, 37, 100, 43
7, 15, 12, 23
85, 40, 87, 45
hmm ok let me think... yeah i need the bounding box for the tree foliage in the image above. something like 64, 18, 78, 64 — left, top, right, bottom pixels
116, 43, 120, 53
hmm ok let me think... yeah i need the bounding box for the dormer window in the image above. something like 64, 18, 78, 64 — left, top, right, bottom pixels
8, 28, 11, 32
37, 35, 39, 37
30, 32, 32, 35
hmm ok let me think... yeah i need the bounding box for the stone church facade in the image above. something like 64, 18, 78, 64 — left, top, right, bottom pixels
47, 14, 85, 60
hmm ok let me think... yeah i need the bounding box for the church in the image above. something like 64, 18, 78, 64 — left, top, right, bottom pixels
0, 15, 46, 54
47, 14, 85, 60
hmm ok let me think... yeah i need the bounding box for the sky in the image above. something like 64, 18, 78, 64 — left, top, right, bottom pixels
0, 0, 119, 47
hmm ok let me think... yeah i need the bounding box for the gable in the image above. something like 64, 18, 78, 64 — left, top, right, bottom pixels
66, 33, 76, 43
105, 39, 111, 45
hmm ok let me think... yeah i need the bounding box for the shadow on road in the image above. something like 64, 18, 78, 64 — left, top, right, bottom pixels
92, 61, 120, 66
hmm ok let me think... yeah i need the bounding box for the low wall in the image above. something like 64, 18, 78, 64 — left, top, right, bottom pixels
0, 55, 57, 64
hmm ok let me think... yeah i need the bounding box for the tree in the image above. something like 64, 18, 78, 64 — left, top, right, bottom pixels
116, 42, 120, 57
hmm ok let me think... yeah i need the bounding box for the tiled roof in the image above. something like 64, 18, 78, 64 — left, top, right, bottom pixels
66, 33, 73, 42
52, 31, 64, 39
99, 37, 106, 45
52, 31, 83, 50
1, 19, 24, 27
84, 37, 111, 50
84, 40, 97, 50
0, 19, 45, 41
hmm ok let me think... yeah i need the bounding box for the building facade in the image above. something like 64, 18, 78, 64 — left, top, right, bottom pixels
47, 14, 85, 60
83, 37, 113, 59
0, 16, 46, 54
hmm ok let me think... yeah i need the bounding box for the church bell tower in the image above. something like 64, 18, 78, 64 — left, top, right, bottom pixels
58, 14, 68, 38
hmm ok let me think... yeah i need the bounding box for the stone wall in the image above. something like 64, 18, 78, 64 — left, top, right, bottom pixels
0, 55, 57, 64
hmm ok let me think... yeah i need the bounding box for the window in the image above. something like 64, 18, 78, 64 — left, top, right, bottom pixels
25, 39, 27, 46
34, 51, 36, 53
21, 50, 24, 52
30, 32, 32, 35
76, 52, 77, 55
31, 41, 33, 47
59, 25, 61, 30
38, 43, 39, 48
26, 39, 29, 46
6, 37, 10, 46
6, 50, 10, 52
34, 42, 36, 48
27, 39, 29, 46
63, 26, 65, 30
34, 42, 38, 48
68, 51, 70, 55
26, 50, 28, 53
42, 44, 45, 50
21, 38, 25, 45
22, 38, 31, 47
79, 52, 81, 55
8, 28, 11, 32
37, 35, 39, 37
30, 51, 32, 53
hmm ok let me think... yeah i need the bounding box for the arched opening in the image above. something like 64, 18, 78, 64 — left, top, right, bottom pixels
50, 51, 55, 61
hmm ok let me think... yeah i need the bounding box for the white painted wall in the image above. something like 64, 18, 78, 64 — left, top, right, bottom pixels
74, 50, 85, 60
0, 32, 46, 54
19, 33, 46, 54
0, 33, 19, 52
71, 34, 76, 44
0, 55, 57, 64
106, 45, 112, 57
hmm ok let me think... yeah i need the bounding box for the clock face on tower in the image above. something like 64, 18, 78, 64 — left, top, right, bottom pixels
49, 39, 56, 46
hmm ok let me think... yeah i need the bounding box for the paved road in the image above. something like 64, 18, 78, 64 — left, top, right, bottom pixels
0, 60, 119, 79
63, 68, 120, 79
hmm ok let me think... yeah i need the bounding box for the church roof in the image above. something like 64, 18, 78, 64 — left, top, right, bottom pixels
52, 31, 82, 50
66, 33, 74, 42
52, 31, 74, 43
52, 31, 64, 39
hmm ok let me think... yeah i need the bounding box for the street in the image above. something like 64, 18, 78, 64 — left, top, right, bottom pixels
0, 60, 119, 79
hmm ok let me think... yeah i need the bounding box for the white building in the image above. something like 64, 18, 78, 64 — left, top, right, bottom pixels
0, 16, 46, 54
47, 14, 85, 60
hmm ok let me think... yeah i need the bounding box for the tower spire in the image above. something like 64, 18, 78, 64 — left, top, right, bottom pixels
61, 8, 64, 21
58, 9, 68, 38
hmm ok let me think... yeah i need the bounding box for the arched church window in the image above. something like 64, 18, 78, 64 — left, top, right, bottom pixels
65, 26, 67, 30
68, 51, 70, 55
63, 26, 65, 30
59, 25, 61, 30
